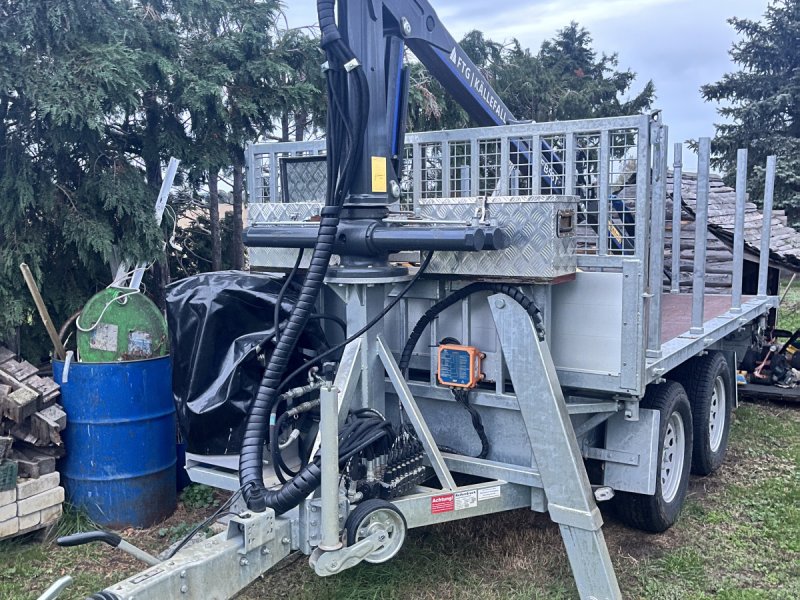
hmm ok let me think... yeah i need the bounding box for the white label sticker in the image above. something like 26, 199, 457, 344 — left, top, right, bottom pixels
478, 486, 502, 502
454, 490, 478, 511
89, 323, 118, 352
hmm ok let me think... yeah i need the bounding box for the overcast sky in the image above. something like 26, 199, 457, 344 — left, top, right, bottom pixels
280, 0, 769, 170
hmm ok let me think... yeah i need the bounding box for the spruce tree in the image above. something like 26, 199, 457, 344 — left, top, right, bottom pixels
701, 0, 800, 224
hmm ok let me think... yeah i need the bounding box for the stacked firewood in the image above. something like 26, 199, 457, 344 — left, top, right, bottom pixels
0, 346, 66, 539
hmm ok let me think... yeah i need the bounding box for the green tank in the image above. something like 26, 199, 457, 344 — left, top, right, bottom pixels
76, 288, 169, 362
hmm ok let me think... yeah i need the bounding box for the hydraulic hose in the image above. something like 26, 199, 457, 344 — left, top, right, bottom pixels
399, 283, 545, 374
239, 0, 369, 512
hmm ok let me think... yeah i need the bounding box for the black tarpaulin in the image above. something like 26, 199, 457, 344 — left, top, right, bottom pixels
166, 271, 325, 455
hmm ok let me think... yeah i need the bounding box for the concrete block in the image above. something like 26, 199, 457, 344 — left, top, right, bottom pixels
0, 517, 19, 538
40, 504, 62, 524
16, 472, 59, 500
18, 510, 40, 530
0, 503, 15, 522
0, 488, 15, 507
17, 486, 63, 517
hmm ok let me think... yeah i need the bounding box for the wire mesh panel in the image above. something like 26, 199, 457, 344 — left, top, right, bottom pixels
399, 145, 414, 211
250, 152, 272, 203
574, 133, 601, 253
608, 129, 639, 256
540, 134, 566, 196
419, 142, 443, 200
508, 136, 536, 196
479, 138, 502, 196
449, 141, 472, 197
245, 115, 654, 265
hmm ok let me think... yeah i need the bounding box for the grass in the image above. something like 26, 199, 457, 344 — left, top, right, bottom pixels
0, 407, 797, 599
777, 276, 800, 331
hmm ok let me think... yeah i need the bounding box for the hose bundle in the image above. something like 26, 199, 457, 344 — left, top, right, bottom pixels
239, 0, 371, 512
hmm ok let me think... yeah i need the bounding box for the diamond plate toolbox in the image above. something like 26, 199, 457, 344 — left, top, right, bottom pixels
246, 202, 341, 270
418, 196, 577, 281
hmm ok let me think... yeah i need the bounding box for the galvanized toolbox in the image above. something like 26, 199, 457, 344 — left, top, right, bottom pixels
418, 195, 578, 281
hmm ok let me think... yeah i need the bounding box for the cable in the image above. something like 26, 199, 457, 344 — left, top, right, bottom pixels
398, 282, 545, 376
308, 313, 347, 335
239, 1, 372, 512
164, 485, 249, 559
274, 251, 434, 397
75, 290, 141, 332
274, 249, 304, 345
452, 388, 489, 459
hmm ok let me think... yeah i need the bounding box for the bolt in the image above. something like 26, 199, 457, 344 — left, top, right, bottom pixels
330, 561, 339, 569
180, 570, 187, 579
240, 558, 249, 567
262, 546, 271, 555
378, 534, 386, 541
401, 17, 411, 36
180, 585, 188, 594
494, 298, 505, 309
282, 536, 291, 545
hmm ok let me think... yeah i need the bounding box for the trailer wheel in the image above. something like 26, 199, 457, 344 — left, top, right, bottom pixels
345, 499, 406, 563
615, 381, 693, 533
671, 351, 732, 475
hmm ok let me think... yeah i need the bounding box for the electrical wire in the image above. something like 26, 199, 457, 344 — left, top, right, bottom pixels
274, 249, 304, 345
274, 251, 434, 397
164, 485, 250, 560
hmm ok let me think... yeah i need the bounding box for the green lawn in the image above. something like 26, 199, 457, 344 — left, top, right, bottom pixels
2, 400, 798, 599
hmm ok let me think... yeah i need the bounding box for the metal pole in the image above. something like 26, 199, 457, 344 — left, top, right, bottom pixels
319, 383, 342, 551
670, 143, 683, 294
646, 124, 668, 356
758, 155, 777, 297
731, 149, 748, 311
691, 138, 711, 334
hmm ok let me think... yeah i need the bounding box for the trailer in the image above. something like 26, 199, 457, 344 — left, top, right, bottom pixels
50, 1, 780, 598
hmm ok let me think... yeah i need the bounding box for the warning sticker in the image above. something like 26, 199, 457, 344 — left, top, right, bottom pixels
455, 490, 478, 511
431, 494, 454, 514
478, 486, 502, 502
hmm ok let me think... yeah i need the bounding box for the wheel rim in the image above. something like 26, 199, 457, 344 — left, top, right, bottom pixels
661, 411, 686, 503
709, 374, 727, 452
354, 508, 406, 563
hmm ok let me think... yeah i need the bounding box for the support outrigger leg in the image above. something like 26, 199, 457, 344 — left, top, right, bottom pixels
490, 294, 622, 600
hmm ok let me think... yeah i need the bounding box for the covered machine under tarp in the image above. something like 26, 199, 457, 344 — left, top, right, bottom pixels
166, 271, 326, 455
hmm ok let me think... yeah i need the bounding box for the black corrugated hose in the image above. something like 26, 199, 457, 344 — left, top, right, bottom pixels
398, 283, 546, 375
238, 0, 370, 512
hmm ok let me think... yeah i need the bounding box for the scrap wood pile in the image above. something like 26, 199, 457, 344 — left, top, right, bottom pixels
0, 346, 66, 540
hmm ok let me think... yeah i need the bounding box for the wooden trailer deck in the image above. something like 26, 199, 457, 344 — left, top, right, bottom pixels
649, 293, 777, 383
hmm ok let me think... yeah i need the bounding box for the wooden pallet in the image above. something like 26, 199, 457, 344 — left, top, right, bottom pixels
739, 383, 800, 404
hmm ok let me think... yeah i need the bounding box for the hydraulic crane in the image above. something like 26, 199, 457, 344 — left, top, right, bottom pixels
49, 0, 779, 598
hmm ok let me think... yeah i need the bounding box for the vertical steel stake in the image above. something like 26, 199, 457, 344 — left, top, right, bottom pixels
731, 149, 748, 311
690, 138, 711, 334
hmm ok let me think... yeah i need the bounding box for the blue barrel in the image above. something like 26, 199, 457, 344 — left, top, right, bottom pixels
53, 357, 177, 528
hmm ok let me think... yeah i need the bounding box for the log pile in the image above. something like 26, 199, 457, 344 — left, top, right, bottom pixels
0, 346, 66, 540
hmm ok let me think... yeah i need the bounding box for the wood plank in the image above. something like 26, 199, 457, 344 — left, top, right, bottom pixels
0, 359, 38, 382
3, 387, 39, 423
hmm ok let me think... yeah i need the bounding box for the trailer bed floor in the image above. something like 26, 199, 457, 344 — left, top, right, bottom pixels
660, 293, 754, 342
647, 293, 776, 384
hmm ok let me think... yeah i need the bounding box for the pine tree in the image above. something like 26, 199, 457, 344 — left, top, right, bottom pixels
0, 0, 165, 358
701, 0, 800, 224
408, 25, 655, 131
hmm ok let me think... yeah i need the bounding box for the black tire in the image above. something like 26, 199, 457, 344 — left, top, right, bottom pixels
670, 351, 733, 476
345, 499, 407, 563
615, 381, 693, 533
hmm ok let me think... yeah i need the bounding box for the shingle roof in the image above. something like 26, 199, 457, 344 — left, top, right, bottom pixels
669, 172, 800, 273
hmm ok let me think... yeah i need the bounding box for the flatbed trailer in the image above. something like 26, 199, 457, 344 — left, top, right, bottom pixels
50, 2, 780, 597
